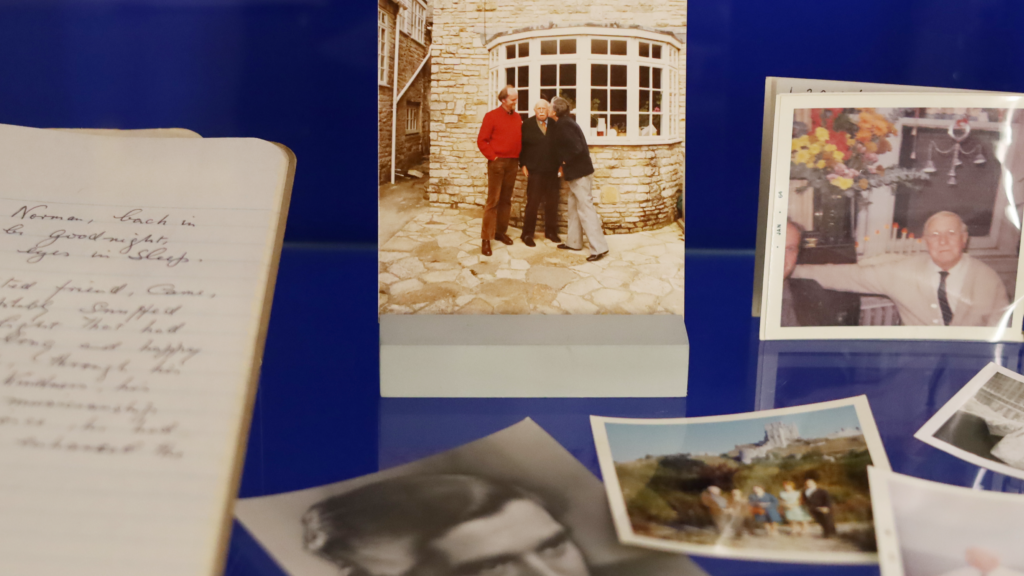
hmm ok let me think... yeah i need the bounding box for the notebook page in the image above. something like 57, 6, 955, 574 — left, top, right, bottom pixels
0, 124, 289, 576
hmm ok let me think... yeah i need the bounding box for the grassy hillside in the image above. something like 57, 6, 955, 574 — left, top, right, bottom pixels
614, 441, 874, 531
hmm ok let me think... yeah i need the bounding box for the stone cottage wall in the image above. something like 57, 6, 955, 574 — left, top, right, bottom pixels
379, 0, 433, 183
428, 0, 686, 233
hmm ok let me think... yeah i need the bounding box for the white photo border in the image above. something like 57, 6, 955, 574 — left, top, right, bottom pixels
591, 395, 891, 564
868, 466, 1024, 576
759, 92, 1024, 341
914, 362, 1024, 480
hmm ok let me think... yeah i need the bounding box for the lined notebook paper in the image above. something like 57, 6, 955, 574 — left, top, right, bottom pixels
0, 124, 292, 575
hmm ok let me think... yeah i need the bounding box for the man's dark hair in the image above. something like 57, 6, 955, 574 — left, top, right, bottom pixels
550, 97, 571, 118
303, 474, 551, 571
498, 85, 516, 103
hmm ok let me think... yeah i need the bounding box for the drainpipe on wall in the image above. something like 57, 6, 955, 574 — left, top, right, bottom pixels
390, 6, 402, 184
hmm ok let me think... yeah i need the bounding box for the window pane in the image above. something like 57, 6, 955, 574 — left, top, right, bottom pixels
591, 39, 608, 54
591, 64, 607, 86
610, 65, 627, 87
560, 39, 576, 54
653, 114, 662, 134
640, 42, 649, 58
611, 40, 627, 55
592, 114, 608, 136
518, 90, 529, 111
640, 114, 650, 128
519, 42, 529, 57
639, 90, 650, 112
560, 64, 576, 86
520, 113, 529, 122
506, 45, 516, 59
518, 65, 529, 87
611, 89, 627, 112
540, 64, 557, 86
653, 67, 662, 89
541, 39, 557, 55
653, 91, 662, 112
506, 68, 515, 86
610, 114, 627, 136
559, 89, 577, 111
592, 89, 608, 112
640, 66, 650, 89
541, 88, 557, 102
652, 44, 662, 59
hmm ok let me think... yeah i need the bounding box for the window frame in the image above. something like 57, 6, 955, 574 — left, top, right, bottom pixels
488, 28, 682, 145
401, 0, 428, 45
378, 8, 390, 86
406, 102, 421, 134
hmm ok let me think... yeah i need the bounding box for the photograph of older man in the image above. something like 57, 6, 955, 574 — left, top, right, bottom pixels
790, 211, 1009, 327
519, 99, 562, 247
548, 96, 609, 262
477, 85, 524, 257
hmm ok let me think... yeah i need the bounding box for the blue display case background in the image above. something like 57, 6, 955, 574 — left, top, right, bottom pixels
1, 0, 1021, 248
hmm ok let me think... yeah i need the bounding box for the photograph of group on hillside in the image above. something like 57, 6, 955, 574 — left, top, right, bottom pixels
592, 398, 889, 563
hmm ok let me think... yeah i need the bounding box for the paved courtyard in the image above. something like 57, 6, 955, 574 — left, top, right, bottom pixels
378, 205, 685, 315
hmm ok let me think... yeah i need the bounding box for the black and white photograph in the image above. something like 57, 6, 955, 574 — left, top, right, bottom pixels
760, 93, 1024, 341
378, 0, 686, 316
591, 396, 890, 564
915, 363, 1024, 479
869, 467, 1024, 576
235, 419, 706, 576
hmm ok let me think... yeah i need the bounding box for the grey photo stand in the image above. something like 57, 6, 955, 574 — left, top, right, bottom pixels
380, 314, 689, 397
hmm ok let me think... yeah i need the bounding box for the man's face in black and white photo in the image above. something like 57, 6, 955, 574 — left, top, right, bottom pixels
347, 498, 590, 576
429, 499, 590, 576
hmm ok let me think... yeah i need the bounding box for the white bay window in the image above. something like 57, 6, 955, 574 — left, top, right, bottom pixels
488, 28, 682, 144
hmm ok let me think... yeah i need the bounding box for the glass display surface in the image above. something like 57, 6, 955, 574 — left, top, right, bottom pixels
227, 249, 1024, 576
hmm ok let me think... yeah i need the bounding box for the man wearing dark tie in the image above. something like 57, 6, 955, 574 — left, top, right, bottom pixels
791, 211, 1009, 326
518, 99, 561, 247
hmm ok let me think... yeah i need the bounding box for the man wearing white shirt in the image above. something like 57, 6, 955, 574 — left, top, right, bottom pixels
937, 547, 1024, 576
791, 211, 1010, 327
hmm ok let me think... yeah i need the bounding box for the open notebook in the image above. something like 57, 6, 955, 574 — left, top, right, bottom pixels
0, 124, 294, 575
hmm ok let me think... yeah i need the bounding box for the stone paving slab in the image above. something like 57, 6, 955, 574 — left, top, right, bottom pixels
379, 206, 685, 315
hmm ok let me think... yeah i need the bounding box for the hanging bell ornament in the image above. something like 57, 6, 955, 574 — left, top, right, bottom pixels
923, 160, 937, 173
974, 152, 986, 164
947, 176, 958, 186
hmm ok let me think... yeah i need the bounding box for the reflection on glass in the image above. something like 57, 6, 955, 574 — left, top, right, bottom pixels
540, 64, 556, 87
610, 39, 627, 55
560, 38, 576, 54
541, 39, 557, 55
560, 63, 576, 86
591, 38, 608, 54
610, 64, 627, 87
519, 41, 529, 58
506, 44, 516, 59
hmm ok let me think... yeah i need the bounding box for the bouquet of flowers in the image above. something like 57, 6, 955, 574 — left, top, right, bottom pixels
790, 108, 929, 204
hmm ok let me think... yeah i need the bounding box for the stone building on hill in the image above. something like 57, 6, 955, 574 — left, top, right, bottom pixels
378, 0, 433, 183
427, 0, 686, 233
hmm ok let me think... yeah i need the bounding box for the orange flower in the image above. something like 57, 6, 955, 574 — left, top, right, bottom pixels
858, 178, 869, 189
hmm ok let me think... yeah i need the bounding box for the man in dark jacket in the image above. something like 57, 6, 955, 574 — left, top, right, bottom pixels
548, 96, 609, 262
801, 478, 836, 538
518, 99, 561, 246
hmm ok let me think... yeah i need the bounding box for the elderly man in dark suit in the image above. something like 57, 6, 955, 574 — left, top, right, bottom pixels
518, 99, 561, 247
801, 478, 836, 538
548, 96, 609, 262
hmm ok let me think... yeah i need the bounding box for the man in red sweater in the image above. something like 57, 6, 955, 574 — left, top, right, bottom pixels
476, 85, 523, 256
